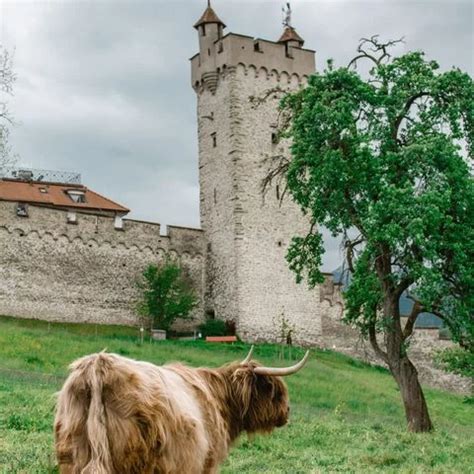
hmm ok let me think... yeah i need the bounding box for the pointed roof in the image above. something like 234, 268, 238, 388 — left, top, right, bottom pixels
194, 4, 226, 29
278, 26, 304, 46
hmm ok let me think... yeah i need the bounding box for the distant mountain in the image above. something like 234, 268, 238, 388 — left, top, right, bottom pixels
332, 267, 442, 329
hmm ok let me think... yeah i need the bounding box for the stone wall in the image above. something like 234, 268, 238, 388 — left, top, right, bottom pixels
0, 201, 205, 328
230, 63, 322, 345
319, 293, 472, 395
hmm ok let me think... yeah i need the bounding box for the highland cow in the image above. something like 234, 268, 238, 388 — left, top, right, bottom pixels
54, 346, 309, 473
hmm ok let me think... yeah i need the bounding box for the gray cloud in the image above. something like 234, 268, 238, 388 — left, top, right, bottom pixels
1, 0, 472, 270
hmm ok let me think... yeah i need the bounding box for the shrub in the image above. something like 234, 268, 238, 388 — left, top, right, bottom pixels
198, 319, 228, 338
137, 260, 197, 331
435, 347, 474, 378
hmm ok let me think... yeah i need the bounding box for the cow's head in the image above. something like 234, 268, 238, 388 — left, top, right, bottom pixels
228, 347, 309, 435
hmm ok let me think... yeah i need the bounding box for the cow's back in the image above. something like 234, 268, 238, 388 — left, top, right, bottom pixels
55, 353, 216, 473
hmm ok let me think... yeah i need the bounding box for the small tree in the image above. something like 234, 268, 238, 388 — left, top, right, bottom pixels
137, 260, 197, 332
0, 44, 17, 170
269, 36, 473, 432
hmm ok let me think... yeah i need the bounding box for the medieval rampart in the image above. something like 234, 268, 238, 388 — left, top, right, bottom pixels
0, 201, 205, 327
318, 288, 472, 395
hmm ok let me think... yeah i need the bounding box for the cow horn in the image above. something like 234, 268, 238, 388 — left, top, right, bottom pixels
253, 350, 310, 376
241, 345, 254, 365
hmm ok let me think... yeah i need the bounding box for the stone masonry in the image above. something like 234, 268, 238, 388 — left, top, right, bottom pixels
0, 201, 205, 327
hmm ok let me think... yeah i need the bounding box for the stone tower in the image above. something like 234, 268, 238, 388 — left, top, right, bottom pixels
191, 2, 322, 344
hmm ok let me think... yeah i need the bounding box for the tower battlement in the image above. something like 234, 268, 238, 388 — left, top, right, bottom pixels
191, 32, 315, 93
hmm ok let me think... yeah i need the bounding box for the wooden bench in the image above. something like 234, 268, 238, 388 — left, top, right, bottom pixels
205, 336, 237, 343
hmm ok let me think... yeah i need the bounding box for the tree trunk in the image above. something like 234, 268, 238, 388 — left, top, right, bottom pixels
392, 357, 433, 432
382, 291, 434, 433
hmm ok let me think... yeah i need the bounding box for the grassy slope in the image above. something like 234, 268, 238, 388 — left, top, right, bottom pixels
0, 316, 472, 473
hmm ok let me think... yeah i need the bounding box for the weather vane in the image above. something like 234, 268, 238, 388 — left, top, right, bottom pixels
282, 2, 292, 28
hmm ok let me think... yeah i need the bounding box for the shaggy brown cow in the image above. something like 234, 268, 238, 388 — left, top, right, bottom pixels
54, 346, 309, 473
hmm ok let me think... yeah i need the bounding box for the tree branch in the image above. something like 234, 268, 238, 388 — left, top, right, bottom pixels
403, 299, 423, 340
261, 154, 290, 200
344, 236, 363, 273
392, 92, 430, 142
394, 275, 414, 299
368, 320, 389, 364
347, 35, 404, 69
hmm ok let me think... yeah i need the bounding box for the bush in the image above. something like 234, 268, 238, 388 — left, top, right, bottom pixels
137, 260, 197, 331
198, 319, 230, 338
435, 347, 474, 378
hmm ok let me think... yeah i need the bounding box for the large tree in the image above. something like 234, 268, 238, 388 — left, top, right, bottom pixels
273, 37, 473, 432
0, 44, 16, 170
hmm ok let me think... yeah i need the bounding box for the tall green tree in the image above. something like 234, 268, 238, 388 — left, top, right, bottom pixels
275, 36, 473, 432
137, 260, 197, 332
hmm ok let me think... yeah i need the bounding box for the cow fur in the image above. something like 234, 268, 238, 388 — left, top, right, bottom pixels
54, 352, 290, 473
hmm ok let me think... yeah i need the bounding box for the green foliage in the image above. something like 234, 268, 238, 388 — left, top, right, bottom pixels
137, 260, 197, 331
435, 347, 474, 379
281, 42, 473, 349
0, 316, 473, 472
198, 319, 229, 337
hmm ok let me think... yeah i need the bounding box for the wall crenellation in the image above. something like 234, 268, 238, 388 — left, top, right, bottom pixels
0, 202, 204, 258
0, 201, 205, 327
192, 32, 314, 93
193, 63, 310, 93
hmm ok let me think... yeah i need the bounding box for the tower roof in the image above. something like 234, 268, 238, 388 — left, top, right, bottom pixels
278, 26, 304, 46
194, 3, 226, 29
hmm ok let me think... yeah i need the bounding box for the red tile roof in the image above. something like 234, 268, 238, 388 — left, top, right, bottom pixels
278, 27, 304, 46
194, 6, 226, 29
0, 179, 129, 214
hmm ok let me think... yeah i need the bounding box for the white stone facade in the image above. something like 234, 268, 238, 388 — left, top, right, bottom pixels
192, 23, 325, 345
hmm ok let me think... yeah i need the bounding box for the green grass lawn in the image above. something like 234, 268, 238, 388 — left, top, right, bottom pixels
0, 315, 472, 473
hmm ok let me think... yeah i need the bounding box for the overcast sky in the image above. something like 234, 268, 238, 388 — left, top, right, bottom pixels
1, 0, 472, 271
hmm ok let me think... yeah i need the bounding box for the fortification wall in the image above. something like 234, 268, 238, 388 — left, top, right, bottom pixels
319, 295, 471, 395
0, 201, 205, 327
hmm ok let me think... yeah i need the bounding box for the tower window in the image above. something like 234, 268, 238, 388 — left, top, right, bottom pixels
271, 132, 278, 144
211, 132, 217, 148
254, 42, 261, 52
218, 42, 224, 53
214, 188, 217, 204
276, 185, 280, 201
208, 48, 211, 56
201, 25, 206, 36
